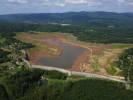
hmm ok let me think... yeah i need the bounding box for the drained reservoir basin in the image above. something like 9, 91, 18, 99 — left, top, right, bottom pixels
38, 39, 86, 69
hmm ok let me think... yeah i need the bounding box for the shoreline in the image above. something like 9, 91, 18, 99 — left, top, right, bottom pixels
30, 38, 90, 71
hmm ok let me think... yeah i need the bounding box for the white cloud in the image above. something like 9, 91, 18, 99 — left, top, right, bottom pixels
6, 0, 103, 7
65, 0, 88, 4
54, 3, 65, 7
87, 1, 102, 6
42, 0, 66, 7
117, 0, 133, 5
127, 2, 133, 5
126, 0, 133, 5
64, 0, 102, 6
117, 0, 125, 3
1, 0, 133, 14
8, 0, 28, 4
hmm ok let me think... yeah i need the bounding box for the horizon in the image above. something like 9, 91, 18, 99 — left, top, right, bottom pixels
1, 0, 133, 14
1, 11, 133, 16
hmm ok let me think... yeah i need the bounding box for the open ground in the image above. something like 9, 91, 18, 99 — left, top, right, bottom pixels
16, 32, 133, 76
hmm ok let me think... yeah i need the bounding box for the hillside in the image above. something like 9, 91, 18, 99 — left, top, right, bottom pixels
0, 12, 133, 26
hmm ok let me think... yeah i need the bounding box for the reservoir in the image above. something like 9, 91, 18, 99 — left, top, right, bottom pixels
38, 39, 86, 69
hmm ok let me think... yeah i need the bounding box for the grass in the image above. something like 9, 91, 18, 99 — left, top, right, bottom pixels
106, 65, 120, 75
91, 56, 100, 72
67, 75, 85, 80
111, 44, 133, 49
91, 48, 124, 75
0, 36, 6, 44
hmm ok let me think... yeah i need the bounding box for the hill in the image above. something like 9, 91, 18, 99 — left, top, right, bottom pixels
0, 12, 133, 26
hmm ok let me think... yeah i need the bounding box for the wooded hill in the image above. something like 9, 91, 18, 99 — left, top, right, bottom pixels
0, 12, 133, 26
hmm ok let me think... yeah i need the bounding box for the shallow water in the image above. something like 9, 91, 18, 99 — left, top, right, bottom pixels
39, 39, 86, 69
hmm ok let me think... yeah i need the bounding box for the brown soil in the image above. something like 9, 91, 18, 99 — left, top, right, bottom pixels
69, 50, 90, 71
17, 32, 121, 76
29, 51, 49, 65
17, 33, 64, 64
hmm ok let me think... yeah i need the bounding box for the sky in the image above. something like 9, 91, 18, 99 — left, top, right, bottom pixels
0, 0, 133, 14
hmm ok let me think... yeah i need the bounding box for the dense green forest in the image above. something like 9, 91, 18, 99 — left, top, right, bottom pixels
0, 22, 133, 43
116, 48, 133, 89
1, 68, 133, 100
1, 12, 133, 26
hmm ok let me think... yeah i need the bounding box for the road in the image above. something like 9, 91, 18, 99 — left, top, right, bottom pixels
32, 65, 126, 83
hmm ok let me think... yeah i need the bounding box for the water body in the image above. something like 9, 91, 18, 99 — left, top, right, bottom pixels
39, 39, 86, 69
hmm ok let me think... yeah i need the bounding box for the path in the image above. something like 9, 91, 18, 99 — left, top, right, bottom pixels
32, 65, 125, 83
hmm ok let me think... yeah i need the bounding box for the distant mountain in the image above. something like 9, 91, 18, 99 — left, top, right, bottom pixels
0, 12, 133, 26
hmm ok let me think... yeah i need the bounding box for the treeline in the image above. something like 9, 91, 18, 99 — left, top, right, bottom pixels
116, 48, 133, 83
0, 36, 34, 68
1, 12, 133, 26
0, 22, 133, 43
0, 22, 38, 34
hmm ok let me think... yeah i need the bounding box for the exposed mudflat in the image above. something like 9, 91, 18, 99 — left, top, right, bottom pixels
39, 39, 87, 69
17, 33, 88, 69
17, 32, 126, 76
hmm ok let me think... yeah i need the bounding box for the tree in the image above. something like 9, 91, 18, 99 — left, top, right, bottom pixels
116, 48, 133, 89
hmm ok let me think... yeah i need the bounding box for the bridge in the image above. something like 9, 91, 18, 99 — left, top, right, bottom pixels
32, 65, 126, 83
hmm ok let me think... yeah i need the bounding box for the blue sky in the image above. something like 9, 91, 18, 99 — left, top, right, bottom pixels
0, 0, 133, 14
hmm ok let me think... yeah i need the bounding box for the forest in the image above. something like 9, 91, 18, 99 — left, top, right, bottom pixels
0, 22, 133, 43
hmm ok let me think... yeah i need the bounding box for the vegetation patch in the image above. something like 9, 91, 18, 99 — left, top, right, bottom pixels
43, 70, 68, 80
13, 75, 133, 100
106, 65, 120, 75
0, 85, 9, 100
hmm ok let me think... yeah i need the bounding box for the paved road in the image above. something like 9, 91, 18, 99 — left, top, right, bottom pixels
32, 65, 126, 83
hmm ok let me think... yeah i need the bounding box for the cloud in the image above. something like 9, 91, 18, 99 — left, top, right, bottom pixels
126, 0, 133, 5
65, 0, 88, 4
43, 3, 65, 7
54, 3, 65, 7
117, 0, 125, 3
88, 2, 102, 7
0, 0, 133, 14
42, 0, 66, 7
117, 0, 133, 4
64, 0, 102, 7
5, 0, 133, 6
8, 0, 28, 4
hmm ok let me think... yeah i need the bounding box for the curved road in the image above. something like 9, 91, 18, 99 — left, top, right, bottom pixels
32, 65, 126, 83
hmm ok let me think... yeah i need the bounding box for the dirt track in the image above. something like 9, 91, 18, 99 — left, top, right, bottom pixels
32, 64, 125, 83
